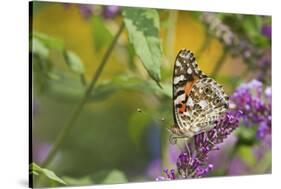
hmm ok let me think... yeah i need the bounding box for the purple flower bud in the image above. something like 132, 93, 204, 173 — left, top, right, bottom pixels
64, 4, 120, 20
155, 176, 166, 181
265, 87, 272, 98
33, 141, 51, 164
102, 6, 120, 19
79, 4, 93, 19
261, 25, 272, 39
257, 122, 270, 139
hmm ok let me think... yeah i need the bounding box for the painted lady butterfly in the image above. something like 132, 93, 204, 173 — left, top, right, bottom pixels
169, 49, 229, 143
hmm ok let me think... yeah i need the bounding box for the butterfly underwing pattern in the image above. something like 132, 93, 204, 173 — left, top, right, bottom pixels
169, 49, 229, 143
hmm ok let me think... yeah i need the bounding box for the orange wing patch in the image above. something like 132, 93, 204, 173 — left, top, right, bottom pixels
178, 103, 186, 113
177, 76, 199, 114
184, 75, 199, 96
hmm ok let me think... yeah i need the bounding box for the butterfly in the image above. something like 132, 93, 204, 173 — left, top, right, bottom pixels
169, 49, 229, 144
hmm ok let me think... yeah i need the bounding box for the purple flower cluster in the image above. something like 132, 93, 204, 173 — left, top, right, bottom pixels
33, 140, 51, 164
201, 13, 238, 47
194, 110, 242, 159
201, 13, 263, 64
102, 6, 120, 19
157, 110, 242, 180
230, 79, 271, 139
261, 25, 272, 39
64, 4, 120, 20
176, 152, 214, 178
256, 49, 271, 84
77, 4, 93, 19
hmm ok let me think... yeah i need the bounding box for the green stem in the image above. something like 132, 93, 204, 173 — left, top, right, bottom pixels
41, 22, 125, 168
211, 51, 227, 79
165, 10, 178, 62
80, 74, 87, 86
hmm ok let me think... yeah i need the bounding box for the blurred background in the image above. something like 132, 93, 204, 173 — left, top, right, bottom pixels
31, 1, 271, 187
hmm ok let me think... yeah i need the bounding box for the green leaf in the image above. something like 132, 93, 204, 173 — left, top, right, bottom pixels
62, 176, 93, 186
63, 50, 85, 74
33, 31, 64, 51
241, 16, 268, 47
30, 162, 66, 185
254, 150, 272, 173
32, 38, 49, 58
122, 8, 162, 83
127, 43, 136, 70
102, 170, 127, 184
45, 74, 171, 103
32, 1, 49, 15
47, 72, 60, 80
128, 111, 151, 144
237, 145, 256, 167
236, 125, 257, 146
30, 170, 39, 176
41, 169, 66, 185
90, 75, 171, 101
91, 16, 113, 52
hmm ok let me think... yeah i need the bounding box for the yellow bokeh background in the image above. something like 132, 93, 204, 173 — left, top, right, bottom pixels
33, 4, 244, 84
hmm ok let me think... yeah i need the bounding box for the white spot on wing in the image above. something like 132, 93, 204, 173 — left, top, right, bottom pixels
190, 126, 201, 133
187, 97, 194, 107
199, 100, 208, 109
176, 60, 182, 67
173, 75, 185, 84
175, 93, 185, 104
183, 111, 192, 117
187, 68, 192, 74
180, 52, 191, 59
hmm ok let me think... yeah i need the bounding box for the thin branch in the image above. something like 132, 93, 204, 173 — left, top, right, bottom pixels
41, 22, 125, 168
165, 10, 178, 62
80, 74, 87, 86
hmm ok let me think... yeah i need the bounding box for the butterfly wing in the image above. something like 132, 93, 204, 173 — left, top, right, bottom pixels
188, 77, 229, 133
172, 49, 229, 137
172, 49, 207, 137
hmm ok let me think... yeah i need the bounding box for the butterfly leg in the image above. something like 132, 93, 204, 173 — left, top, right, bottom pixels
169, 134, 190, 145
203, 132, 215, 146
184, 139, 192, 159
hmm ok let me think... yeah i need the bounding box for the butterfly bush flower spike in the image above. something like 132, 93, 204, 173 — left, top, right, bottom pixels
261, 25, 272, 39
230, 79, 271, 139
158, 110, 242, 180
102, 6, 120, 19
64, 4, 120, 19
201, 13, 262, 64
158, 49, 242, 180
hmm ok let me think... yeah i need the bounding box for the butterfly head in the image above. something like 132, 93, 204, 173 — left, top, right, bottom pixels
168, 125, 180, 135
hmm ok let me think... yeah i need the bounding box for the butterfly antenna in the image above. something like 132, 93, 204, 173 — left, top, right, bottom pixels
184, 139, 192, 161
204, 132, 215, 146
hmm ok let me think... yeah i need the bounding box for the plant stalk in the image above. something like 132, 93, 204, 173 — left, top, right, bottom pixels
41, 22, 125, 168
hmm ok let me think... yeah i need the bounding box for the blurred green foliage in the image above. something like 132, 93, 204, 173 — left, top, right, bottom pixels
31, 2, 271, 187
91, 16, 113, 52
